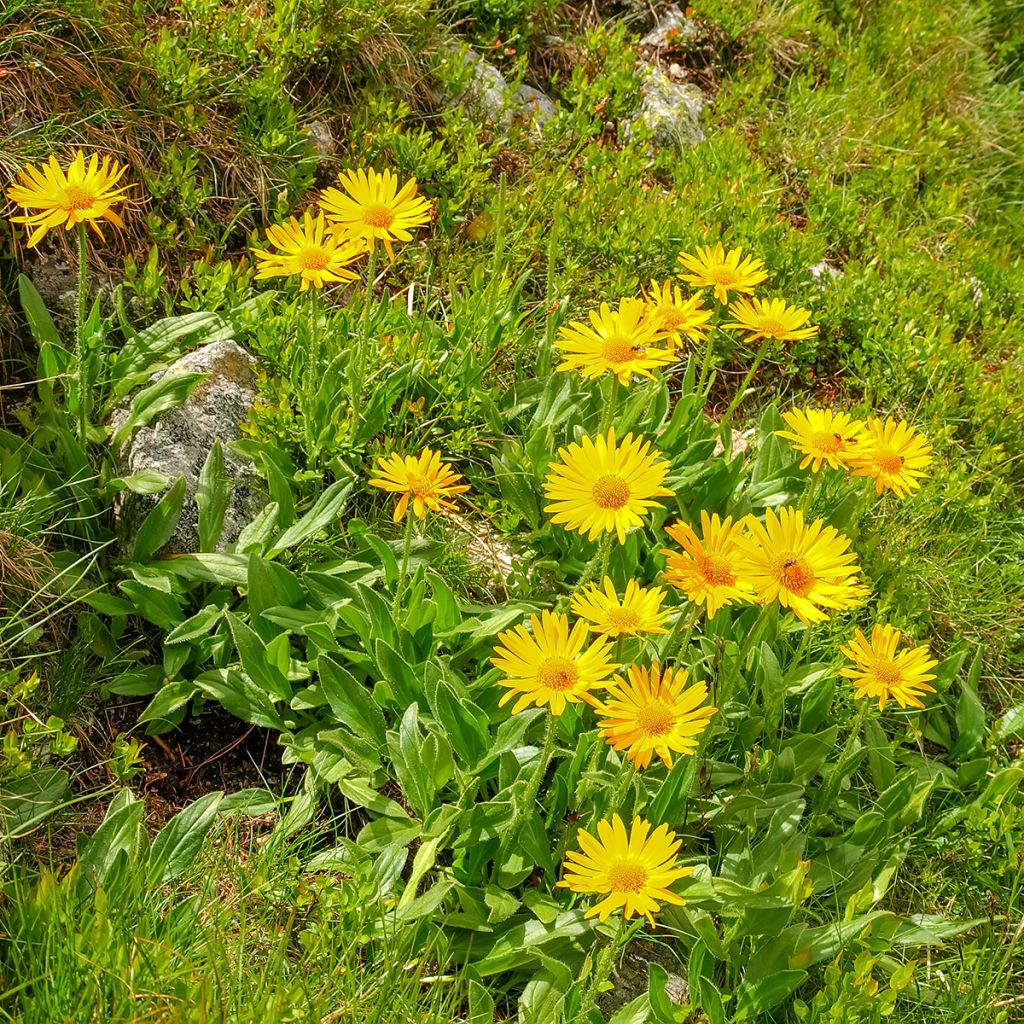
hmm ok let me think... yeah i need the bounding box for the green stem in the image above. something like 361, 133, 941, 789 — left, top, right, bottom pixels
718, 602, 775, 711
798, 468, 822, 513
393, 508, 415, 617
500, 714, 559, 864
696, 327, 717, 396
575, 532, 613, 593
597, 531, 613, 584
305, 288, 320, 460
75, 223, 89, 446
720, 336, 771, 430
662, 605, 699, 662
574, 915, 630, 1022
605, 755, 635, 817
813, 700, 871, 822
599, 375, 621, 435
349, 242, 379, 445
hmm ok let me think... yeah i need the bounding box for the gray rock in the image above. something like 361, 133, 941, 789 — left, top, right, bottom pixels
30, 257, 78, 319
809, 260, 842, 286
457, 49, 556, 127
626, 65, 706, 151
114, 340, 267, 555
305, 119, 335, 157
640, 4, 700, 48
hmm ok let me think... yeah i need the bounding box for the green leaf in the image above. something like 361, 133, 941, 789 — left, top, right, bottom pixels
319, 655, 387, 745
269, 479, 354, 555
387, 704, 434, 818
951, 647, 986, 758
108, 469, 172, 495
0, 767, 71, 837
734, 970, 806, 1020
75, 790, 146, 894
114, 373, 207, 446
225, 612, 292, 702
649, 755, 699, 826
148, 791, 224, 884
132, 477, 187, 562
195, 668, 286, 730
138, 681, 200, 725
196, 440, 231, 551
647, 963, 678, 1024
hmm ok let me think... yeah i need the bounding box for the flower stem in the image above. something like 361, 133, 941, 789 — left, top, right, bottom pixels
696, 328, 717, 396
662, 604, 699, 661
349, 242, 379, 446
574, 914, 630, 1022
393, 507, 415, 618
599, 375, 621, 434
575, 531, 613, 592
720, 336, 771, 431
812, 700, 872, 824
305, 287, 320, 460
75, 223, 90, 446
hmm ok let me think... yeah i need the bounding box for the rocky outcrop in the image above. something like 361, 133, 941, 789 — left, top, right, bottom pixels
626, 66, 706, 151
456, 48, 557, 127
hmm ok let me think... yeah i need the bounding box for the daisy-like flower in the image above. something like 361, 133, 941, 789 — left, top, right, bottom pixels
491, 610, 619, 716
557, 814, 692, 923
543, 428, 675, 545
7, 151, 131, 247
593, 663, 717, 769
676, 243, 768, 305
661, 511, 755, 618
643, 280, 713, 350
840, 624, 938, 710
319, 167, 432, 261
252, 210, 365, 291
737, 506, 865, 625
775, 408, 865, 473
368, 448, 470, 522
847, 417, 933, 498
571, 577, 672, 639
554, 297, 674, 385
725, 296, 818, 343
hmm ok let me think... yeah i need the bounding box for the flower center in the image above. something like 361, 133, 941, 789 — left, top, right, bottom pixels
871, 659, 903, 687
698, 555, 736, 587
811, 431, 845, 454
773, 555, 815, 595
757, 318, 788, 338
602, 335, 639, 364
606, 608, 641, 633
636, 701, 675, 737
537, 656, 580, 692
363, 204, 395, 229
297, 247, 330, 271
659, 308, 684, 330
607, 860, 649, 893
874, 449, 905, 474
710, 268, 738, 286
62, 185, 96, 211
591, 475, 631, 510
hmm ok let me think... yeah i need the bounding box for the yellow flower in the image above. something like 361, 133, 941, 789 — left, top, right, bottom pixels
661, 511, 755, 618
593, 663, 717, 770
543, 428, 675, 545
725, 296, 818, 343
368, 448, 470, 522
840, 624, 938, 710
7, 150, 131, 247
252, 210, 365, 291
847, 417, 933, 498
776, 408, 865, 473
319, 167, 432, 261
491, 610, 619, 716
642, 280, 713, 350
737, 507, 865, 624
554, 298, 674, 385
676, 243, 768, 304
557, 814, 692, 923
571, 577, 671, 639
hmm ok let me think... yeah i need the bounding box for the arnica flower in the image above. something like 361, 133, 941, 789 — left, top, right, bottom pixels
6, 151, 131, 247
542, 428, 674, 545
840, 624, 938, 710
661, 511, 755, 618
676, 243, 768, 305
737, 507, 865, 625
252, 210, 365, 291
571, 577, 671, 639
643, 280, 713, 350
368, 448, 470, 522
319, 167, 432, 261
593, 663, 717, 769
847, 417, 933, 498
557, 814, 691, 923
491, 610, 619, 716
554, 297, 674, 385
776, 408, 865, 473
725, 296, 818, 343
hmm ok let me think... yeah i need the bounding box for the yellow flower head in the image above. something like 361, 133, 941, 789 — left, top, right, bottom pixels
594, 663, 717, 770
368, 448, 470, 522
840, 624, 938, 710
252, 210, 365, 291
776, 408, 865, 473
737, 507, 865, 625
661, 511, 755, 618
554, 297, 674, 385
571, 577, 672, 639
725, 296, 818, 343
642, 280, 713, 350
319, 167, 432, 261
543, 428, 675, 545
491, 610, 619, 716
847, 417, 933, 498
7, 150, 131, 247
557, 814, 692, 923
676, 243, 768, 304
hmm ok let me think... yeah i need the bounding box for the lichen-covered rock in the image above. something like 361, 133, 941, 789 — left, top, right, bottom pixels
626, 66, 706, 151
114, 340, 267, 555
639, 4, 700, 48
457, 49, 556, 127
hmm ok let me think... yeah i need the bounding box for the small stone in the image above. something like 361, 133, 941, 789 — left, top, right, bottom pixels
640, 4, 700, 48
113, 340, 268, 555
455, 48, 556, 127
809, 260, 842, 286
626, 66, 706, 151
305, 119, 335, 157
